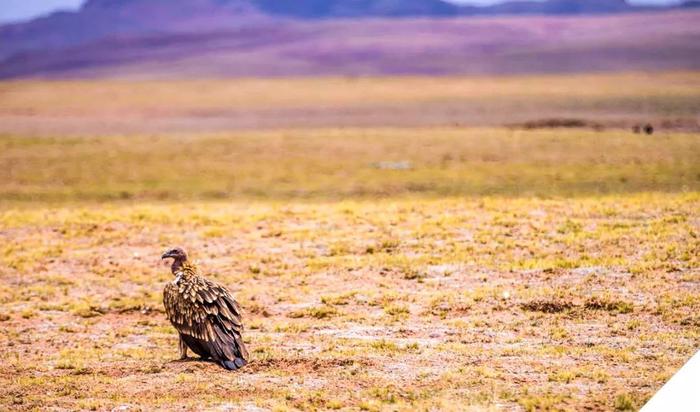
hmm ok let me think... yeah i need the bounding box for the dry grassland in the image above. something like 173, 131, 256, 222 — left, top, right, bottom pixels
0, 72, 698, 411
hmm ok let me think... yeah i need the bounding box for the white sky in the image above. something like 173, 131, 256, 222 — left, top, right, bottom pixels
0, 0, 683, 24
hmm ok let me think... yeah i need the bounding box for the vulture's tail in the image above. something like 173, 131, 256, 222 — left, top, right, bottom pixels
221, 357, 247, 370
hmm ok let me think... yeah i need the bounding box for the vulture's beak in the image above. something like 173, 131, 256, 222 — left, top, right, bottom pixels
161, 252, 172, 260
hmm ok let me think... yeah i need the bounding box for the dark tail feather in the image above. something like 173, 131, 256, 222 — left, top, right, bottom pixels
221, 358, 247, 371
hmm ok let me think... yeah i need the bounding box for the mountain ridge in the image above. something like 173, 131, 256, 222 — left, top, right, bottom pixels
1, 0, 689, 59
1, 0, 698, 79
2, 10, 698, 79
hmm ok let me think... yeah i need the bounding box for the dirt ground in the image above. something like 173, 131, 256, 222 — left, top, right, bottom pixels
0, 196, 698, 411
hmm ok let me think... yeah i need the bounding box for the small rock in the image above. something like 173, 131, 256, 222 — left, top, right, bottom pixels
372, 161, 413, 170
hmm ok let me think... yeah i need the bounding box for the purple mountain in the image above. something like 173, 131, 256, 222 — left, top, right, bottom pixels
0, 0, 698, 79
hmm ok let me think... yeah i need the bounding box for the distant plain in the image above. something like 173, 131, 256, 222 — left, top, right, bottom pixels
1, 71, 698, 135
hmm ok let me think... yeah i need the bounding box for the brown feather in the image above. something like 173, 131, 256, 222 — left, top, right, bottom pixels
163, 259, 249, 367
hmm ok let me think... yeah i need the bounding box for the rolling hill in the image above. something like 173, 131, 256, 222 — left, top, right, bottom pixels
0, 0, 698, 78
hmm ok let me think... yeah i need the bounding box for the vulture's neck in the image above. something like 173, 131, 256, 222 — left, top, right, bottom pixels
171, 259, 187, 274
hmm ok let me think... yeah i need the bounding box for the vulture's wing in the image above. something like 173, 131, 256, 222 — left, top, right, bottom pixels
163, 276, 249, 368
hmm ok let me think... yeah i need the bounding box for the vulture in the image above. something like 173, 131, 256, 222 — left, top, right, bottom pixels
161, 247, 249, 370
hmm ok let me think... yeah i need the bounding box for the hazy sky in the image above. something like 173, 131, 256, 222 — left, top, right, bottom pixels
0, 0, 682, 24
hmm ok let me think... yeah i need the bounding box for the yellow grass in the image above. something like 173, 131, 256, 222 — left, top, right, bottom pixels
1, 127, 699, 202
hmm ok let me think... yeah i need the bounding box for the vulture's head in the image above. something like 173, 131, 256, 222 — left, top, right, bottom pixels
161, 247, 188, 263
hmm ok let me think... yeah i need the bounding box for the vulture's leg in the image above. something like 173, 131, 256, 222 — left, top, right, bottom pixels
178, 335, 189, 360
